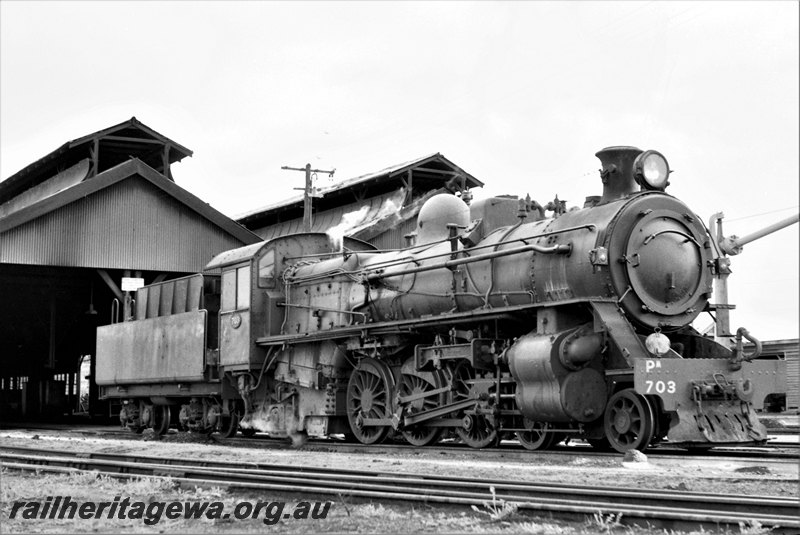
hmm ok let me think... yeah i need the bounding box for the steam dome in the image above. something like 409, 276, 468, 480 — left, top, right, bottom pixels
416, 194, 470, 245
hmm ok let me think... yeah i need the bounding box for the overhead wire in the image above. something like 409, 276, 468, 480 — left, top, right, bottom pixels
724, 205, 799, 223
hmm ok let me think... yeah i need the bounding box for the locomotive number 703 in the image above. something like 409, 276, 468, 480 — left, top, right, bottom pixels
645, 380, 676, 394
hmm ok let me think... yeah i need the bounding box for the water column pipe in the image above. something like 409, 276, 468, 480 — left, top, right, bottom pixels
708, 212, 799, 344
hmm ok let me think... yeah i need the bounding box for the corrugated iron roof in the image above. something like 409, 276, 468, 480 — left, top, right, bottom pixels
0, 117, 193, 204
0, 158, 258, 246
253, 188, 406, 240
236, 153, 483, 227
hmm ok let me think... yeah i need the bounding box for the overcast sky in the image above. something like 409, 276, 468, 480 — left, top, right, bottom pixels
1, 1, 797, 340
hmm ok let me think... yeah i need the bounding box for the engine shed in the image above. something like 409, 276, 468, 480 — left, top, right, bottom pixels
237, 153, 484, 250
0, 118, 260, 420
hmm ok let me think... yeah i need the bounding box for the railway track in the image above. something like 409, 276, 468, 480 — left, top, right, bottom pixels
219, 435, 800, 464
1, 445, 798, 532
261, 434, 800, 460
2, 423, 797, 462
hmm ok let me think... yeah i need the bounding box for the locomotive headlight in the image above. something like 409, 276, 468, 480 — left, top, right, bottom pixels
633, 150, 670, 191
645, 330, 671, 356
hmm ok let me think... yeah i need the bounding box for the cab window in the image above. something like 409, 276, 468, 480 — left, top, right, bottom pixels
221, 266, 251, 311
221, 270, 236, 311
258, 249, 276, 288
237, 266, 250, 308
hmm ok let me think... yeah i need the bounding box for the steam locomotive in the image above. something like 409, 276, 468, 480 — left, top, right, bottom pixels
96, 146, 786, 452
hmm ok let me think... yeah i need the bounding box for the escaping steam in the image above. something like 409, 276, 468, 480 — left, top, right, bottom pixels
326, 188, 405, 250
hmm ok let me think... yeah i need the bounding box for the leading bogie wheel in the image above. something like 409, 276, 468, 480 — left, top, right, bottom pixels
646, 395, 667, 446
603, 388, 655, 453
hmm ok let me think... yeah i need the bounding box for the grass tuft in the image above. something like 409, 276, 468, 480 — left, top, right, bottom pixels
738, 520, 775, 535
588, 511, 623, 534
471, 486, 520, 522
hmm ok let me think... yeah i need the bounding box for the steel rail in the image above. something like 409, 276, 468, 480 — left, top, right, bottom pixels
1, 447, 794, 509
1, 448, 797, 530
1, 424, 796, 460
1, 422, 796, 461
220, 433, 800, 462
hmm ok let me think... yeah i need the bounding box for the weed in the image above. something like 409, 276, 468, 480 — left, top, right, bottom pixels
738, 520, 775, 535
336, 492, 351, 517
123, 474, 177, 496
588, 511, 623, 533
357, 503, 405, 521
471, 486, 520, 522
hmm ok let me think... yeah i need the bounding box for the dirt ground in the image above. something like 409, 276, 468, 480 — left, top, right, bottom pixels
0, 427, 797, 534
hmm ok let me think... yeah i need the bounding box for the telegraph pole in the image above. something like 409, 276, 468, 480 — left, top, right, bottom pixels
281, 163, 335, 231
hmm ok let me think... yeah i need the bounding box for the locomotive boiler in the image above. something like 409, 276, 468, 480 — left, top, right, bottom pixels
96, 146, 786, 453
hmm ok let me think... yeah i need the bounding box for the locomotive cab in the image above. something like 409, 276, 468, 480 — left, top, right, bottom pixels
206, 234, 378, 371
206, 241, 273, 371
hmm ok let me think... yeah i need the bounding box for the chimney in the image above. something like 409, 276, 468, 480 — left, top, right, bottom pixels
595, 146, 643, 204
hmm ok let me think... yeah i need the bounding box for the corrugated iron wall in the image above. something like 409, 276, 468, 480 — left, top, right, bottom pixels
781, 344, 800, 410
755, 339, 799, 411
0, 178, 246, 272
788, 357, 799, 410
370, 218, 418, 250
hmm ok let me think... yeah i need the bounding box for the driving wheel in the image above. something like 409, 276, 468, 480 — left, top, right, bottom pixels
347, 358, 395, 444
397, 357, 445, 447
451, 361, 498, 448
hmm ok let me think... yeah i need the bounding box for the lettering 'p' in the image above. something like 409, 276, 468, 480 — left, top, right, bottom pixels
645, 360, 656, 372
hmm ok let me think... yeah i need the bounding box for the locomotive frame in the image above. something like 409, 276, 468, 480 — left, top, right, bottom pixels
97, 146, 786, 453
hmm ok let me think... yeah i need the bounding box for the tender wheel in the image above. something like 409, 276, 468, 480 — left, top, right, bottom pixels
347, 358, 395, 445
604, 389, 655, 453
138, 402, 154, 433
452, 362, 498, 449
397, 358, 445, 447
138, 403, 170, 436
517, 419, 557, 451
120, 402, 145, 433
153, 406, 171, 436
240, 428, 257, 437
